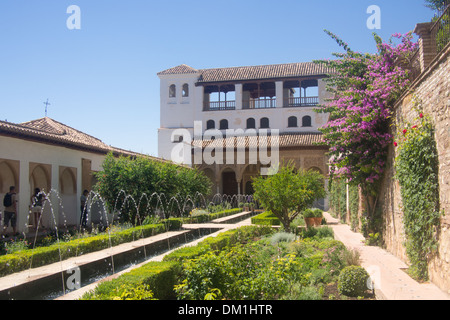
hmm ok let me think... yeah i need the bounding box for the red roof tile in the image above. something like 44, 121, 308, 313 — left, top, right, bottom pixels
192, 132, 326, 149
158, 62, 333, 83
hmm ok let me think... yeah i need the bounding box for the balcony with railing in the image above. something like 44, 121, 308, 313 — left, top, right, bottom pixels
203, 84, 236, 112
205, 100, 236, 111
285, 96, 319, 107
283, 79, 319, 108
244, 98, 277, 109
201, 79, 321, 111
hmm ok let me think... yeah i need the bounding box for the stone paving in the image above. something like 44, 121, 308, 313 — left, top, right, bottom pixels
323, 212, 450, 300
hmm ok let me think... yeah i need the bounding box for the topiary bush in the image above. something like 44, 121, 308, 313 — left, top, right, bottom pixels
338, 266, 370, 297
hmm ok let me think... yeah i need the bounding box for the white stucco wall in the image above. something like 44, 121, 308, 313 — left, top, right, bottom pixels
158, 73, 331, 164
0, 135, 106, 233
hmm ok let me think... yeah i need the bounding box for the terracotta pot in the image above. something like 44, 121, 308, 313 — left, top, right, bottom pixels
304, 217, 316, 228
314, 217, 323, 226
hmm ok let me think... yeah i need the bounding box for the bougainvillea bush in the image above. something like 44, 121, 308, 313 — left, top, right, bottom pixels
314, 31, 418, 219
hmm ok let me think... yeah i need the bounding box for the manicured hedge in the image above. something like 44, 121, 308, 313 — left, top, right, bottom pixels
0, 220, 181, 277
80, 261, 181, 300
82, 225, 275, 300
184, 208, 243, 224
251, 211, 281, 226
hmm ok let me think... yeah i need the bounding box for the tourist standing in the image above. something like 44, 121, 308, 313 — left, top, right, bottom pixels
3, 186, 18, 237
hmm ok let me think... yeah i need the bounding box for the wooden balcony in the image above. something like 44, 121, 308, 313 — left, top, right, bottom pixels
284, 96, 319, 107
204, 101, 236, 111
243, 98, 277, 109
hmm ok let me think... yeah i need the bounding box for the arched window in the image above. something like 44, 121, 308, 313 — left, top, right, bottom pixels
206, 120, 215, 130
302, 116, 312, 127
220, 119, 229, 130
288, 116, 298, 128
182, 84, 189, 97
169, 84, 176, 98
246, 118, 256, 129
260, 117, 270, 129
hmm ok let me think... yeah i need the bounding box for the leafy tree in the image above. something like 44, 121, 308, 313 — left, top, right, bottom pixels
94, 153, 211, 223
424, 0, 448, 11
252, 164, 325, 232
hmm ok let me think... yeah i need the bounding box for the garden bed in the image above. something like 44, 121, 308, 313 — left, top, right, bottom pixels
81, 225, 375, 301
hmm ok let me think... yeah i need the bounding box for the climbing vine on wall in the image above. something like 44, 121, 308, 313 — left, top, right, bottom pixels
394, 108, 442, 281
329, 177, 347, 219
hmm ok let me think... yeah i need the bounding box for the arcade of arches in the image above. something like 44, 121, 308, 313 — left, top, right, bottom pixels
195, 149, 329, 210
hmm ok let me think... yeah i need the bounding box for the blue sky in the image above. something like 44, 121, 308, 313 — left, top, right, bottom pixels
0, 0, 436, 157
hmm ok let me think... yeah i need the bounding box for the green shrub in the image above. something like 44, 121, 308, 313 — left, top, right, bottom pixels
297, 286, 323, 300
312, 208, 323, 218
315, 226, 334, 239
270, 232, 296, 245
162, 244, 210, 262
303, 209, 315, 218
81, 261, 180, 300
251, 211, 281, 226
186, 208, 243, 224
338, 266, 370, 297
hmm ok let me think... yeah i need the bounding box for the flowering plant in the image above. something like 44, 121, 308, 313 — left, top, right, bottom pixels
314, 30, 417, 217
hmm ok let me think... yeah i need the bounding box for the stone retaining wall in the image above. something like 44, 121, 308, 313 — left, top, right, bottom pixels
379, 41, 450, 293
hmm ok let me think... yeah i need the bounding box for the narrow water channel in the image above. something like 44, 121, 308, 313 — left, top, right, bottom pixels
0, 228, 219, 300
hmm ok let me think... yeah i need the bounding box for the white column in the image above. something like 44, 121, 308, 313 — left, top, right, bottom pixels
18, 160, 30, 233
235, 84, 243, 110
276, 81, 284, 108
77, 162, 83, 227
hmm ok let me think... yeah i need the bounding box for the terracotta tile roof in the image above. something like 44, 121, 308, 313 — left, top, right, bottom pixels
157, 64, 199, 75
192, 132, 326, 149
16, 117, 110, 152
158, 62, 333, 83
198, 62, 331, 83
0, 117, 173, 163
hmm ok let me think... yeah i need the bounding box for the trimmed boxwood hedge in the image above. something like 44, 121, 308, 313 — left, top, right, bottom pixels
251, 211, 281, 226
80, 261, 181, 300
0, 219, 182, 277
184, 208, 243, 224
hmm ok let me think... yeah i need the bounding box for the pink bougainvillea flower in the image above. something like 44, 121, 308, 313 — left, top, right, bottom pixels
394, 142, 398, 147
403, 129, 408, 135
419, 113, 424, 118
412, 125, 418, 129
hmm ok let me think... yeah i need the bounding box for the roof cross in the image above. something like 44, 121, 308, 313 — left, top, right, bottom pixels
43, 99, 51, 117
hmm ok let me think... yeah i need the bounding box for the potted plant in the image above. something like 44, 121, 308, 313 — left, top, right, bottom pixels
313, 208, 323, 226
303, 209, 316, 228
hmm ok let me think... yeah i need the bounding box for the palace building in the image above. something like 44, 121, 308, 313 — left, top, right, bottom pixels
157, 62, 333, 208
